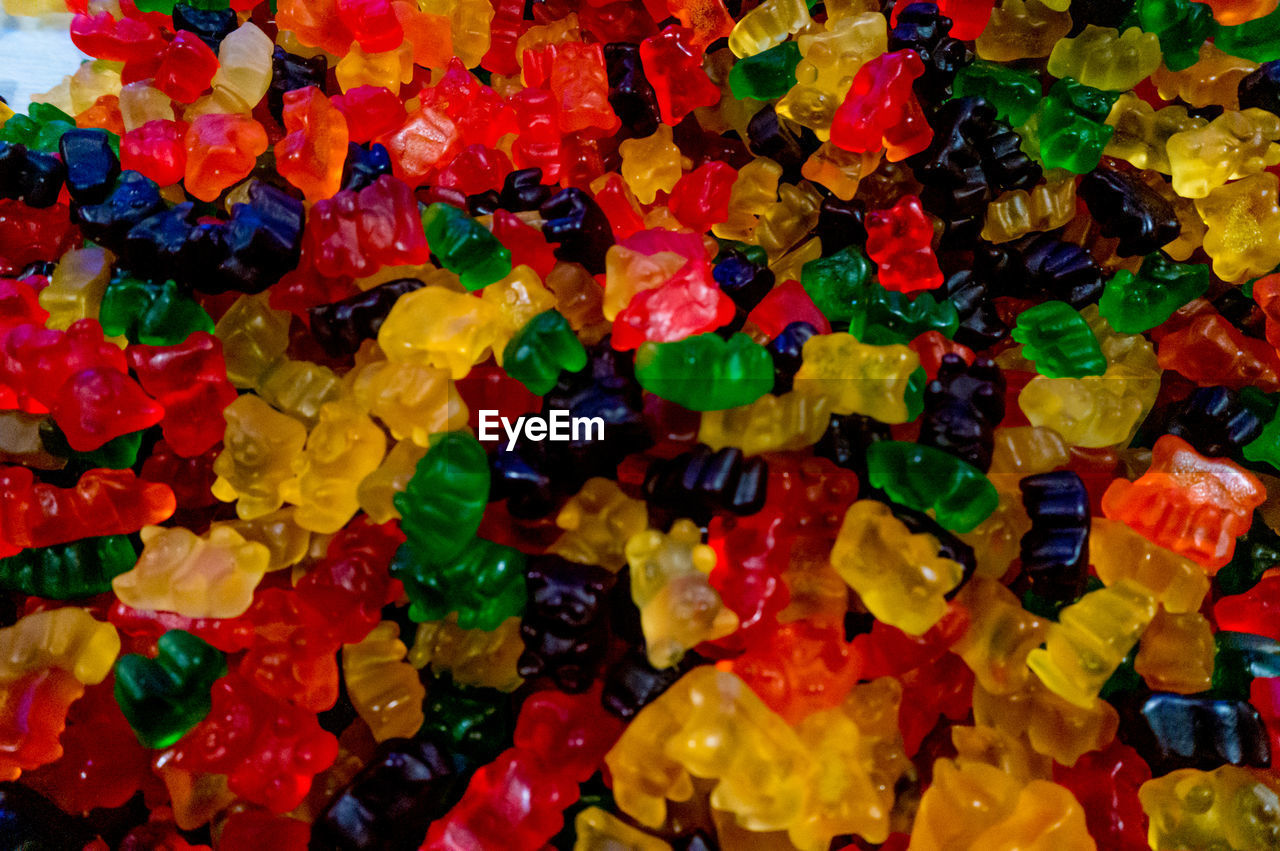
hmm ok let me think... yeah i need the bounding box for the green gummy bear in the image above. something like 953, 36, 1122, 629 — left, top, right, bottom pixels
40, 420, 145, 470
391, 536, 527, 630
865, 441, 999, 533
502, 310, 588, 395
848, 278, 959, 345
393, 431, 490, 563
1099, 648, 1143, 701
1135, 0, 1217, 70
99, 276, 215, 346
0, 535, 137, 598
1099, 253, 1210, 334
634, 332, 774, 412
952, 61, 1042, 125
1214, 518, 1280, 597
421, 202, 512, 290
1035, 78, 1118, 174
801, 244, 872, 324
1214, 4, 1280, 62
420, 675, 514, 766
1244, 415, 1280, 472
114, 630, 227, 749
728, 41, 802, 101
0, 103, 77, 151
1011, 300, 1107, 378
1211, 631, 1280, 700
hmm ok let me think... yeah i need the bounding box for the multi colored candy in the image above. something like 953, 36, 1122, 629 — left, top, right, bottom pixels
2, 0, 1280, 847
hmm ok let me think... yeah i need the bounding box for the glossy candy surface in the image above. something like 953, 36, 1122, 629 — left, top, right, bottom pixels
4, 0, 1280, 847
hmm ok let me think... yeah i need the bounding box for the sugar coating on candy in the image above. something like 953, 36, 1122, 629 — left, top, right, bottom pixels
3, 0, 1280, 848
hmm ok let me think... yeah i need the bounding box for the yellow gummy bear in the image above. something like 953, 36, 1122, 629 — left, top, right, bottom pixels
950, 723, 1053, 783
1134, 607, 1215, 694
987, 425, 1071, 491
625, 520, 737, 669
112, 525, 271, 619
515, 13, 581, 76
425, 0, 493, 69
213, 293, 293, 388
0, 608, 120, 686
211, 507, 312, 572
770, 238, 823, 291
1026, 579, 1158, 709
728, 0, 812, 58
981, 173, 1077, 243
958, 493, 1031, 579
829, 500, 964, 635
1194, 170, 1280, 283
973, 676, 1119, 767
336, 42, 415, 95
210, 23, 274, 111
698, 392, 833, 456
342, 621, 426, 742
257, 358, 344, 427
1151, 43, 1259, 110
573, 808, 672, 851
908, 759, 1095, 851
952, 577, 1047, 695
1047, 25, 1162, 91
69, 60, 121, 114
1018, 307, 1159, 448
212, 394, 309, 520
1167, 108, 1280, 199
548, 478, 650, 572
976, 0, 1072, 62
713, 157, 784, 242
409, 615, 525, 693
790, 677, 908, 848
357, 438, 429, 524
755, 180, 823, 259
619, 126, 683, 206
793, 332, 921, 423
377, 285, 507, 379
120, 81, 177, 132
801, 144, 881, 201
281, 398, 387, 534
776, 11, 887, 139
348, 356, 468, 447
480, 265, 558, 343
1139, 766, 1280, 851
1104, 92, 1208, 174
605, 667, 908, 851
41, 247, 114, 334
1089, 517, 1209, 614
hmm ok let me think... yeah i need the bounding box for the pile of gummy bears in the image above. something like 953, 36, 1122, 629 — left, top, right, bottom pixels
4, 0, 1280, 845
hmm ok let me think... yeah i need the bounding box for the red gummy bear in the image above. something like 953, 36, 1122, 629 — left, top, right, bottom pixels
154, 31, 219, 104
127, 332, 238, 458
301, 174, 432, 278
1102, 434, 1267, 571
172, 673, 339, 814
830, 49, 931, 161
638, 26, 722, 125
865, 195, 944, 293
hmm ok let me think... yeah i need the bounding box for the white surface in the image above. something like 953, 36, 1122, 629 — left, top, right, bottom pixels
0, 12, 87, 111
